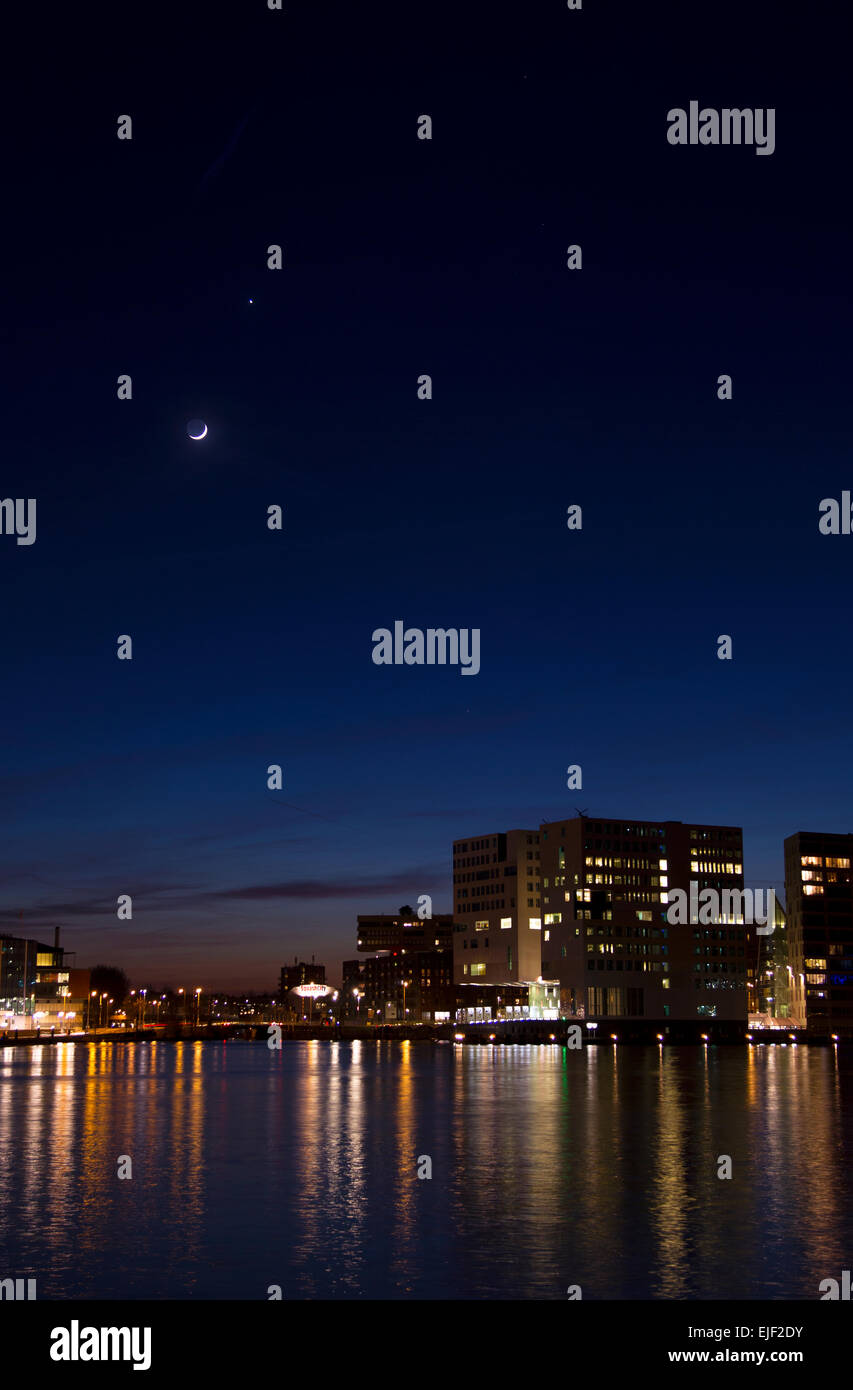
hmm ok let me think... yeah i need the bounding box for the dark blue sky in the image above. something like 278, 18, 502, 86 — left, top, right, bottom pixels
3, 0, 850, 989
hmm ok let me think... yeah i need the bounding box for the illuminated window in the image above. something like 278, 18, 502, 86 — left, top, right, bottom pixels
474, 920, 489, 932
826, 857, 851, 869
36, 953, 54, 967
470, 963, 486, 977
659, 859, 668, 871
803, 884, 824, 896
801, 855, 822, 866
500, 917, 512, 930
805, 958, 827, 969
806, 973, 826, 985
544, 913, 562, 925
529, 918, 541, 931
801, 870, 822, 881
544, 930, 550, 942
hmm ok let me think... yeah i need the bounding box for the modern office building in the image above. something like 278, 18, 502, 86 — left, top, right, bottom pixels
0, 929, 73, 1025
343, 950, 454, 1022
279, 958, 325, 996
344, 910, 456, 1021
749, 894, 793, 1021
356, 909, 454, 954
454, 979, 560, 1024
279, 959, 326, 1019
538, 815, 749, 1025
451, 829, 542, 985
340, 961, 559, 1026
784, 831, 853, 1036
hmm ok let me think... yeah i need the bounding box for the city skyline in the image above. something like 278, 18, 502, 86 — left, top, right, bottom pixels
0, 808, 842, 997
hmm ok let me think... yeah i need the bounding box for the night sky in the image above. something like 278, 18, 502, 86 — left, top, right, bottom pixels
3, 0, 850, 990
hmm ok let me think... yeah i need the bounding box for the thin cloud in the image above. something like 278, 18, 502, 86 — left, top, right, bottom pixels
209, 869, 442, 902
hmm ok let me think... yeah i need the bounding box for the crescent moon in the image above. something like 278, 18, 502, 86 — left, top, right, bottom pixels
189, 424, 208, 440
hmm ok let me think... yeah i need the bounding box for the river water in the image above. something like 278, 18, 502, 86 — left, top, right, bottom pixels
0, 1038, 848, 1300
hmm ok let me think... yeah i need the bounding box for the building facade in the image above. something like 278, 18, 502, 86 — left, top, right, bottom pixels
0, 931, 74, 1026
539, 815, 749, 1024
451, 829, 542, 985
343, 950, 454, 1022
356, 910, 454, 954
279, 959, 326, 996
454, 979, 560, 1023
344, 911, 457, 1021
279, 959, 326, 1019
750, 894, 793, 1022
784, 831, 853, 1036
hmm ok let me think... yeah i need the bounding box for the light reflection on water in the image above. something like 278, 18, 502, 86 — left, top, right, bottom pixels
0, 1039, 848, 1300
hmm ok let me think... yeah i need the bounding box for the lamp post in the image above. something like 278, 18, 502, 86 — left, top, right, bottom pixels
87, 990, 97, 1032
177, 988, 185, 1024
399, 979, 408, 1023
195, 988, 202, 1026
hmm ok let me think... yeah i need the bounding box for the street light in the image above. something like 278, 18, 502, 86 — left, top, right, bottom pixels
195, 988, 202, 1025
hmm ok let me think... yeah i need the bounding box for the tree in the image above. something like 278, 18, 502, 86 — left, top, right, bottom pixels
89, 965, 130, 1006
